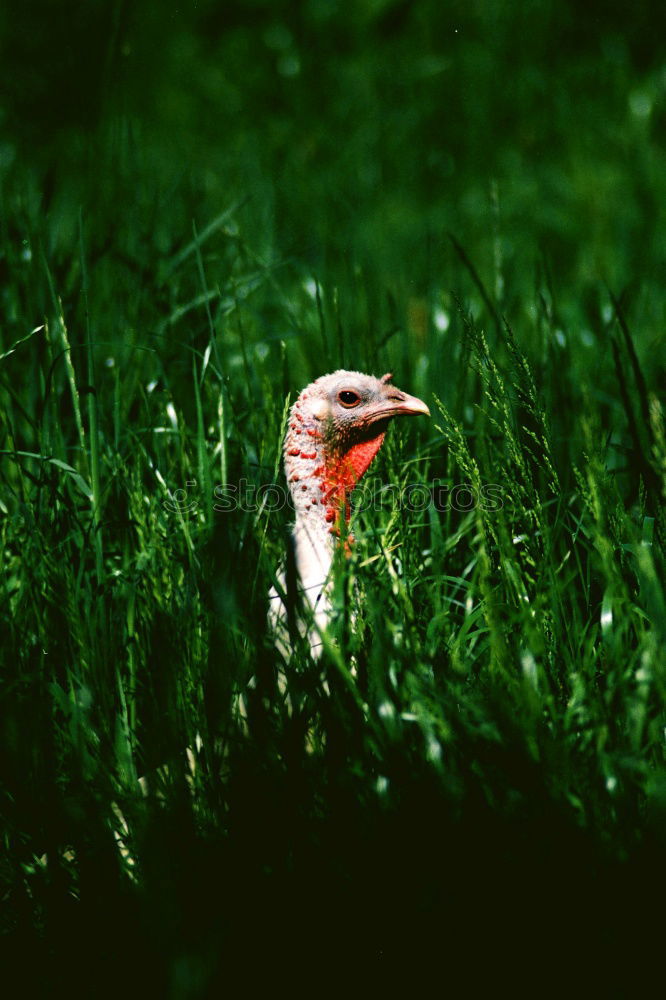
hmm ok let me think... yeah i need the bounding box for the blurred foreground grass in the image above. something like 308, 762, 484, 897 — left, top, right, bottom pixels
1, 1, 666, 995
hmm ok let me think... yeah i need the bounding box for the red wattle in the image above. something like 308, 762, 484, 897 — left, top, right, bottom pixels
337, 432, 386, 485
320, 431, 386, 522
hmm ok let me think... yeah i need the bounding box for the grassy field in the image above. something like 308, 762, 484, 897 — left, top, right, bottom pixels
2, 1, 666, 995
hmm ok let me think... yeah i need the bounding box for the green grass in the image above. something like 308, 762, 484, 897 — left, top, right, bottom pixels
2, 2, 666, 995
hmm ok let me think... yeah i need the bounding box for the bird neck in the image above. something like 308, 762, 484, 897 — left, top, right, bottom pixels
284, 396, 386, 603
284, 397, 386, 543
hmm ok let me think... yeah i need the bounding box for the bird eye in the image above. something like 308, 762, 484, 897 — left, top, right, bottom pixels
338, 389, 361, 408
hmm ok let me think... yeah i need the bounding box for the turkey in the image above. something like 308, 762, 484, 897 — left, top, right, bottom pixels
269, 370, 430, 656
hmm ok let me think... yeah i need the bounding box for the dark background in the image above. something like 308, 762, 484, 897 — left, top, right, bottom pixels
2, 0, 665, 296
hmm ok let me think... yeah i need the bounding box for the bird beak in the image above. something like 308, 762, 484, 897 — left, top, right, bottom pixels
363, 389, 431, 426
388, 392, 431, 418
